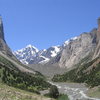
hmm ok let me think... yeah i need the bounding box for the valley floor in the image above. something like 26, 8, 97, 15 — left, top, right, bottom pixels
49, 81, 100, 100
87, 86, 100, 98
0, 82, 54, 100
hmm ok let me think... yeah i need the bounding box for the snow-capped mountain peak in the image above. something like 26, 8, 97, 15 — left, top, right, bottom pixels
14, 36, 79, 65
14, 45, 39, 64
14, 44, 62, 65
26, 44, 39, 52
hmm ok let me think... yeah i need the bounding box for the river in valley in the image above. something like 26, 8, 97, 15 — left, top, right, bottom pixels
49, 82, 100, 100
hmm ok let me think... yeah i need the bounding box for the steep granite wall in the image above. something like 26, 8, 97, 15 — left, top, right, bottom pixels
59, 32, 96, 68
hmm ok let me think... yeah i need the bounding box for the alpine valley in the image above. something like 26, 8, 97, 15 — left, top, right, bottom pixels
14, 18, 100, 100
0, 15, 100, 100
14, 18, 100, 77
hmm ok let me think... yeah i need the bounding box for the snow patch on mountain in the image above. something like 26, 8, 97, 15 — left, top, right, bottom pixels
50, 46, 60, 57
63, 36, 78, 47
39, 56, 50, 64
26, 44, 39, 52
64, 40, 70, 46
71, 36, 78, 40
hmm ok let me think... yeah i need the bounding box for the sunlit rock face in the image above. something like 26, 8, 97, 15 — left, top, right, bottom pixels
58, 32, 96, 68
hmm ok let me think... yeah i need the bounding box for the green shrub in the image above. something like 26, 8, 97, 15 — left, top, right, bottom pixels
49, 85, 59, 99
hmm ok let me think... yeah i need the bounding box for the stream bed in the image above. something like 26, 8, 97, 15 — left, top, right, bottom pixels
49, 82, 100, 100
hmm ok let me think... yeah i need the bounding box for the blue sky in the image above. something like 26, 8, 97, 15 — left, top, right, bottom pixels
0, 0, 100, 51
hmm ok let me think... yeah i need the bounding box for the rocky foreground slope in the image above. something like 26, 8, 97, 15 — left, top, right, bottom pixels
0, 83, 54, 100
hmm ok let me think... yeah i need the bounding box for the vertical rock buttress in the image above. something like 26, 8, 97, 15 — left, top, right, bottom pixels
93, 17, 100, 58
0, 16, 15, 58
97, 17, 100, 42
0, 16, 5, 41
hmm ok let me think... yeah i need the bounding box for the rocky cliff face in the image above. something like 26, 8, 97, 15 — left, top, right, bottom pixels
0, 16, 16, 58
58, 31, 96, 68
